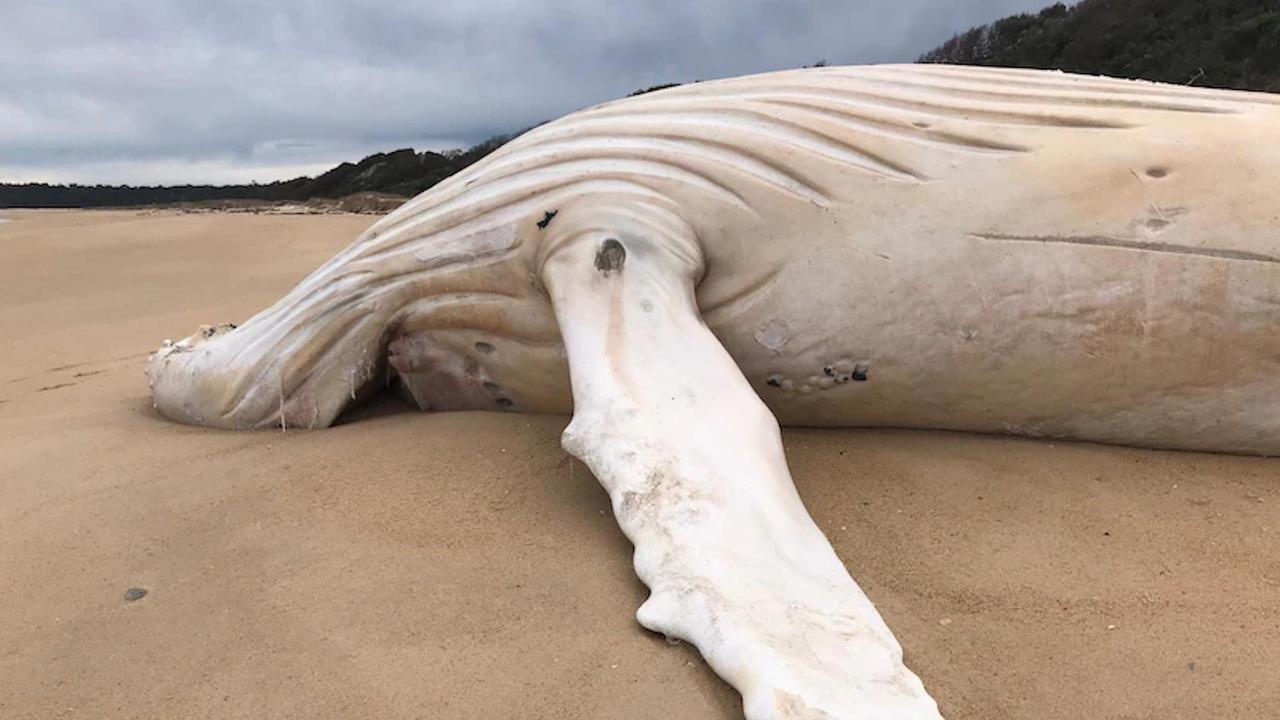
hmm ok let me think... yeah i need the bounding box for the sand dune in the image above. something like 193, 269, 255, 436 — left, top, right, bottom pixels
0, 210, 1275, 719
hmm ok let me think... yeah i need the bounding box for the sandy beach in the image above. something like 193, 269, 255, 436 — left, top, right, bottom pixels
1, 209, 1276, 720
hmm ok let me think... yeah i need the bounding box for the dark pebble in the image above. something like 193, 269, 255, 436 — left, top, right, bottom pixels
851, 363, 870, 382
124, 587, 148, 602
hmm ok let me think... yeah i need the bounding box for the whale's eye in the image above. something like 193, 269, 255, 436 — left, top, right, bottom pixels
595, 238, 626, 273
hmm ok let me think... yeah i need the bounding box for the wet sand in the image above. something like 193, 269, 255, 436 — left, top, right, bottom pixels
0, 209, 1275, 719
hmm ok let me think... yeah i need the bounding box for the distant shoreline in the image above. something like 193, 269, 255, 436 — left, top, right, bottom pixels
0, 205, 384, 218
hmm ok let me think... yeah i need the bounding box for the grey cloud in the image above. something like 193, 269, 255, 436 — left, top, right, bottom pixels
0, 0, 1052, 184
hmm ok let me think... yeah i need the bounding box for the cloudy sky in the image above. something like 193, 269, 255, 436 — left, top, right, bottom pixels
1, 0, 1053, 186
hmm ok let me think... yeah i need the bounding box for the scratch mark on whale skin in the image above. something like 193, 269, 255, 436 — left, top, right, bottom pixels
970, 233, 1280, 266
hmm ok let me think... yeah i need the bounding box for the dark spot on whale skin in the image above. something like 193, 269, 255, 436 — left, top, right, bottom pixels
536, 210, 558, 230
595, 238, 626, 274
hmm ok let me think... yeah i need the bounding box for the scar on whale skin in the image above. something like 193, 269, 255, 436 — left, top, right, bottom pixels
970, 232, 1280, 265
754, 319, 790, 352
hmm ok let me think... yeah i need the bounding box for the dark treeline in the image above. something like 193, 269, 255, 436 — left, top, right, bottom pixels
920, 0, 1280, 92
7, 1, 1278, 209
0, 132, 525, 209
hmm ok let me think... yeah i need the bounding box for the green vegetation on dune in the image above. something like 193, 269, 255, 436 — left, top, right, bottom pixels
920, 0, 1280, 92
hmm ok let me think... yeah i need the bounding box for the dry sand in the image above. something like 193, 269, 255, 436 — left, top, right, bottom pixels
0, 209, 1276, 720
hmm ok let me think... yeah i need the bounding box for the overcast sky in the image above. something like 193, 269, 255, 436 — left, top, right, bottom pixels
1, 0, 1053, 185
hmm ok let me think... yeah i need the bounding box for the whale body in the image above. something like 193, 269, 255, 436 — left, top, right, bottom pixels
148, 65, 1280, 720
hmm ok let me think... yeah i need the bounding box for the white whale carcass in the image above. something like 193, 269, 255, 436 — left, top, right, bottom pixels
148, 64, 1280, 719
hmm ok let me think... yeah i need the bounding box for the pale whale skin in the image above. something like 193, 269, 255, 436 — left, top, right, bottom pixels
149, 63, 1279, 455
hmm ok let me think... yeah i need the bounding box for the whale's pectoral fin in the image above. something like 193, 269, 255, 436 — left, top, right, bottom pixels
543, 229, 944, 720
